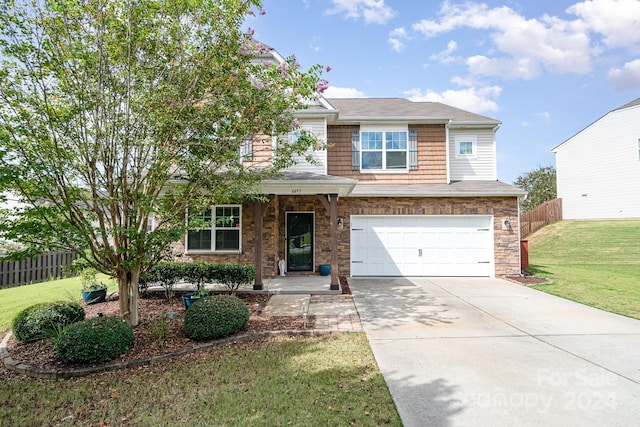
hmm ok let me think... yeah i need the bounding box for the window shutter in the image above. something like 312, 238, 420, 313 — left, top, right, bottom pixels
240, 139, 253, 161
409, 130, 418, 170
351, 130, 360, 170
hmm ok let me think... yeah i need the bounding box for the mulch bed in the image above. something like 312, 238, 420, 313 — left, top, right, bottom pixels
3, 292, 306, 376
506, 275, 550, 285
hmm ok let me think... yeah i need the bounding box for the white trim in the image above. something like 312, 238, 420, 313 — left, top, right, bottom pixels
185, 204, 242, 254
359, 125, 410, 172
455, 135, 478, 159
445, 121, 451, 183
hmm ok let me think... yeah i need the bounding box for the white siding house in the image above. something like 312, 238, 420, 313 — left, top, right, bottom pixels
552, 98, 640, 219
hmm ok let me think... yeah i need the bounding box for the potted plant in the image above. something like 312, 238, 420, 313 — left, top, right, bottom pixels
181, 285, 210, 309
80, 267, 108, 305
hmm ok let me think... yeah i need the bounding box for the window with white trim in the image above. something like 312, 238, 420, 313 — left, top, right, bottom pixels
240, 139, 252, 161
360, 131, 408, 170
186, 205, 241, 252
455, 135, 477, 158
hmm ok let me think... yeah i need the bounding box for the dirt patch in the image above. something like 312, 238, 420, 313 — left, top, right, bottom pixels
4, 293, 306, 376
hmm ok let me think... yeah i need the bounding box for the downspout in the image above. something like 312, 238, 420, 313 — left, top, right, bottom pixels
492, 123, 501, 180
445, 120, 452, 184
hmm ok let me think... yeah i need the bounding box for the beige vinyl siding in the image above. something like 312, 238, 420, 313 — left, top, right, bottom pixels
554, 105, 640, 219
285, 118, 327, 175
449, 129, 496, 181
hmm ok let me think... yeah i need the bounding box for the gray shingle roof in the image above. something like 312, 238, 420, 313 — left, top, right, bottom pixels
612, 97, 640, 111
325, 98, 500, 125
348, 180, 525, 197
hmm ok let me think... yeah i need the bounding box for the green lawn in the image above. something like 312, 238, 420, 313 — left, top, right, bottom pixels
527, 220, 640, 319
0, 275, 116, 332
1, 334, 400, 426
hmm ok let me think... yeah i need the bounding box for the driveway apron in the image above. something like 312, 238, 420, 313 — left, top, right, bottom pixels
350, 277, 640, 427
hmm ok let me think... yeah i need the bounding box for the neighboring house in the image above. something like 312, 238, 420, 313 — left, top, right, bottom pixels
552, 98, 640, 220
173, 44, 525, 289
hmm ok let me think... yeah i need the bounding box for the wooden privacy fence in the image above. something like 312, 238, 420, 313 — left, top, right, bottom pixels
520, 198, 563, 239
0, 251, 77, 288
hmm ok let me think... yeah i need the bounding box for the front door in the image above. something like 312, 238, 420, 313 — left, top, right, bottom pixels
286, 212, 314, 272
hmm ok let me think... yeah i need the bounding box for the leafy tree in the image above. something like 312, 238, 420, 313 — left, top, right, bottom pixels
513, 165, 557, 212
0, 0, 325, 326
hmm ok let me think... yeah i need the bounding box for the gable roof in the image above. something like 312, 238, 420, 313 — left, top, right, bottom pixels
325, 98, 500, 127
612, 97, 640, 111
552, 96, 640, 152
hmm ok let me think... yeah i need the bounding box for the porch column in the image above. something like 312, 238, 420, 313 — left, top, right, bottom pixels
249, 197, 272, 290
316, 194, 340, 291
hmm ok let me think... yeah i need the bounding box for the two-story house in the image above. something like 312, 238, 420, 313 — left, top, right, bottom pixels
552, 97, 640, 219
173, 43, 525, 289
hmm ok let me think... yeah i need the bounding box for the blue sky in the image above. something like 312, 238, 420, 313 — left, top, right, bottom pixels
247, 0, 640, 183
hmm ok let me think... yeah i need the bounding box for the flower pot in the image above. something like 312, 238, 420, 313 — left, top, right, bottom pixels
81, 286, 107, 305
319, 264, 331, 276
182, 292, 209, 309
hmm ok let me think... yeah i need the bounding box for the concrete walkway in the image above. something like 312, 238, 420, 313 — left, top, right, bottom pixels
350, 277, 640, 427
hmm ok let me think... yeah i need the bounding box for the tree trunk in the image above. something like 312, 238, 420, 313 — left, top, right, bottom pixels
117, 269, 140, 327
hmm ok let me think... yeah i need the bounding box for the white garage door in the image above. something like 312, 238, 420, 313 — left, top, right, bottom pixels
350, 215, 494, 277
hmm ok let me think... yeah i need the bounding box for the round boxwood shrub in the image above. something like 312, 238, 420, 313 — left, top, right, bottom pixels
54, 316, 134, 364
12, 301, 85, 342
184, 295, 250, 341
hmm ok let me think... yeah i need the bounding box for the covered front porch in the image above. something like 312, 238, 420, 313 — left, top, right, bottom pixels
206, 274, 342, 295
249, 172, 357, 291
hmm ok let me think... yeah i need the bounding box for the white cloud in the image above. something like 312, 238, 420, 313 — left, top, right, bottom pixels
430, 40, 458, 64
388, 27, 410, 52
411, 1, 592, 79
325, 0, 396, 24
608, 59, 640, 89
568, 0, 640, 49
404, 85, 502, 113
323, 86, 367, 98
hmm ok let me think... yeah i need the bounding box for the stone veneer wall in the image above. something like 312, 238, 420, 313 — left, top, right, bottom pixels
173, 195, 521, 279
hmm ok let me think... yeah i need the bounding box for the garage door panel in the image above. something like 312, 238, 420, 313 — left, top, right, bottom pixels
351, 215, 494, 277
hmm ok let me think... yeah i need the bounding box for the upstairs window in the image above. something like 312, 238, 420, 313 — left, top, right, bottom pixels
361, 131, 408, 170
352, 127, 417, 171
455, 135, 477, 159
240, 139, 253, 161
186, 205, 241, 252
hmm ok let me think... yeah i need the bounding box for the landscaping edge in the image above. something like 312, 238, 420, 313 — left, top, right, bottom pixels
1, 329, 353, 380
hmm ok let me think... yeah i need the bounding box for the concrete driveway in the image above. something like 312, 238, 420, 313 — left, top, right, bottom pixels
350, 277, 640, 427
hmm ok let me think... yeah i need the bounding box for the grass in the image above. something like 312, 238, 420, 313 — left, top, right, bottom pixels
527, 220, 640, 319
0, 334, 401, 426
0, 274, 116, 332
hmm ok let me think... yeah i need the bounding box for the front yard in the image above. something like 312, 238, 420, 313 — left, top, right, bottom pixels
527, 219, 640, 319
1, 334, 400, 426
0, 278, 401, 426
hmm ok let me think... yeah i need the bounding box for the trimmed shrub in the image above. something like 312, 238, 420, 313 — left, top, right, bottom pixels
140, 261, 183, 299
12, 301, 85, 342
54, 316, 134, 364
141, 261, 255, 296
184, 295, 249, 341
216, 263, 255, 295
